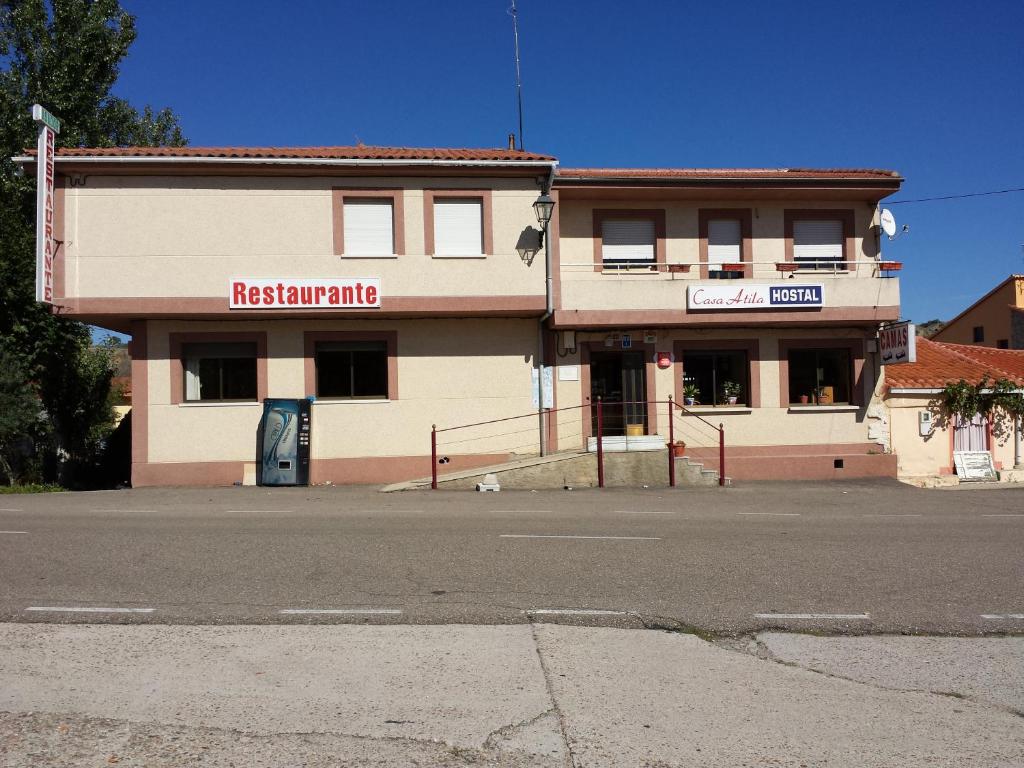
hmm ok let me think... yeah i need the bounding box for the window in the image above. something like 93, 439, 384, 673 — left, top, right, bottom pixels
182, 342, 257, 402
433, 199, 483, 256
707, 219, 742, 279
793, 219, 843, 269
997, 339, 1009, 349
343, 199, 394, 255
315, 341, 388, 399
973, 326, 985, 343
787, 348, 852, 405
601, 219, 656, 267
682, 350, 749, 406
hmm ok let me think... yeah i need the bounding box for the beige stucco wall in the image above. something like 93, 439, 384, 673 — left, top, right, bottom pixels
551, 328, 885, 452
557, 199, 894, 312
64, 175, 546, 299
887, 394, 1017, 476
144, 318, 542, 464
932, 278, 1022, 347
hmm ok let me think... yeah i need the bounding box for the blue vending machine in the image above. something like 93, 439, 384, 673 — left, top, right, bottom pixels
257, 398, 311, 486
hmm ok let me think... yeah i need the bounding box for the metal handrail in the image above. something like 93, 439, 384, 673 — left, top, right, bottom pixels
430, 397, 726, 489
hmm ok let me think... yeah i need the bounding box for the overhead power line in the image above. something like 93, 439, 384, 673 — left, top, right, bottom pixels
887, 187, 1024, 205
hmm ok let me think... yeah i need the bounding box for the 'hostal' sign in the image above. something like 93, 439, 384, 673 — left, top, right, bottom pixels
687, 283, 824, 310
230, 278, 381, 309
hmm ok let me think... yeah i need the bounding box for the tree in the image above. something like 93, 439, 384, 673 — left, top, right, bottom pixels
0, 0, 186, 486
939, 377, 1024, 442
0, 348, 41, 484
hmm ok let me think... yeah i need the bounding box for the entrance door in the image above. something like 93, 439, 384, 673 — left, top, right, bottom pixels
590, 351, 647, 436
954, 413, 989, 452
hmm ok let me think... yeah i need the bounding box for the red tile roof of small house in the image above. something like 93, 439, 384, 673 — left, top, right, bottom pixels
29, 146, 557, 162
885, 337, 1024, 390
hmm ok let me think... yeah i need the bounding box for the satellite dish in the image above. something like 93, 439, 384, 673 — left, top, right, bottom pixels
880, 209, 897, 239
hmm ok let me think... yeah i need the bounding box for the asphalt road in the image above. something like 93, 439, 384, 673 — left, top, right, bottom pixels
1, 479, 1022, 635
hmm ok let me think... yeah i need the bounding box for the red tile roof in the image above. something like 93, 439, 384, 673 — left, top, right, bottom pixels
886, 338, 1024, 390
557, 167, 901, 181
34, 146, 556, 162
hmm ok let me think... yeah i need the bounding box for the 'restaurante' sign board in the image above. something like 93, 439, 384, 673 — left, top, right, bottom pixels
32, 104, 61, 305
687, 284, 824, 310
878, 320, 916, 364
230, 278, 381, 309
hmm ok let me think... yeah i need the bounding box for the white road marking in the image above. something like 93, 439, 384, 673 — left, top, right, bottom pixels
613, 510, 676, 515
982, 514, 1024, 517
737, 512, 801, 517
91, 509, 158, 514
0, 508, 23, 512
527, 609, 630, 616
981, 614, 1024, 620
0, 530, 28, 534
226, 510, 296, 514
499, 534, 661, 540
863, 514, 922, 517
278, 608, 402, 615
755, 613, 870, 620
26, 606, 155, 614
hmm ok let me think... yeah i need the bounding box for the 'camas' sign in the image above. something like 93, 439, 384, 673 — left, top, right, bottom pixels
878, 320, 916, 364
229, 278, 381, 309
687, 284, 824, 310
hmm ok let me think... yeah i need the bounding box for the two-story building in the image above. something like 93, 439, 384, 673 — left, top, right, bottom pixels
19, 145, 904, 486
546, 167, 903, 479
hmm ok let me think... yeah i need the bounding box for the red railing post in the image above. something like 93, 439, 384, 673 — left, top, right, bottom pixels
431, 424, 438, 490
719, 423, 725, 487
596, 397, 605, 488
667, 396, 676, 488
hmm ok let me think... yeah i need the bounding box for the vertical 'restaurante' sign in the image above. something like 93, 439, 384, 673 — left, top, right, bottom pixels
32, 104, 61, 305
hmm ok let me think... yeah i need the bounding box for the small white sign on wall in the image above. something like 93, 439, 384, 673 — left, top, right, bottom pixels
558, 365, 580, 381
953, 451, 996, 481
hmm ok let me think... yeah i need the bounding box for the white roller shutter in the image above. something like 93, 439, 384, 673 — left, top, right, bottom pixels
434, 199, 483, 255
707, 219, 741, 271
793, 219, 843, 266
344, 200, 394, 255
602, 219, 655, 263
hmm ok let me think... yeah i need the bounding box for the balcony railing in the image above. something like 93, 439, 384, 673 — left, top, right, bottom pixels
562, 260, 902, 276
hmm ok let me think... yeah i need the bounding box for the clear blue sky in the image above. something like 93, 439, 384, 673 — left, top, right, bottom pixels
112, 0, 1023, 326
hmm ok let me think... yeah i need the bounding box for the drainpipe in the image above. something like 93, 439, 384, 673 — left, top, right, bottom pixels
537, 164, 557, 456
1015, 416, 1023, 469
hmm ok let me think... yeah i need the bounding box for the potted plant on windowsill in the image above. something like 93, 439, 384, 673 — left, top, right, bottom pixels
683, 383, 700, 407
721, 381, 742, 406
814, 386, 833, 405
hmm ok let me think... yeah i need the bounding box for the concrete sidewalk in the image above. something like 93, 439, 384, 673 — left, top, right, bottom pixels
1, 624, 1021, 767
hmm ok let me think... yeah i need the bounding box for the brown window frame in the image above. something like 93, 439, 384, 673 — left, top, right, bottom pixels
592, 209, 666, 272
332, 188, 405, 257
673, 339, 760, 408
698, 209, 753, 279
169, 332, 268, 405
423, 189, 493, 257
783, 209, 856, 271
778, 338, 865, 407
303, 331, 399, 400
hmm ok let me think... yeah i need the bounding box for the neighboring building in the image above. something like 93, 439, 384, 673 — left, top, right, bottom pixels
932, 274, 1024, 349
885, 337, 1024, 478
17, 145, 906, 486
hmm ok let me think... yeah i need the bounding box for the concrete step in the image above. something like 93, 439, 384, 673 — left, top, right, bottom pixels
586, 435, 666, 453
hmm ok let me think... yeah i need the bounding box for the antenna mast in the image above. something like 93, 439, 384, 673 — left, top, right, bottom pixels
509, 0, 525, 150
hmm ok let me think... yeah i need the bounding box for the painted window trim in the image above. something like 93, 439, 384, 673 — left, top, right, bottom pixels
592, 209, 667, 273
423, 189, 493, 257
169, 331, 268, 405
332, 188, 406, 257
303, 330, 399, 400
672, 339, 761, 408
783, 209, 856, 270
777, 338, 866, 408
698, 209, 753, 279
